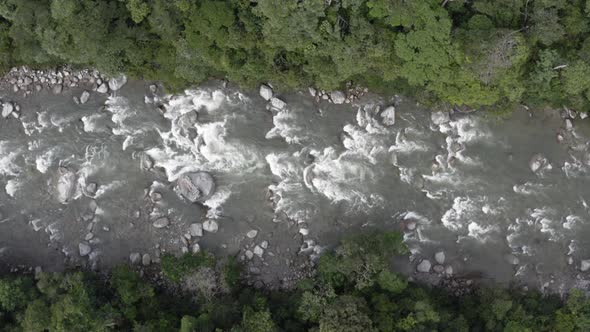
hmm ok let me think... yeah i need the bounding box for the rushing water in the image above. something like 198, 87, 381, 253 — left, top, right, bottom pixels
1, 79, 590, 291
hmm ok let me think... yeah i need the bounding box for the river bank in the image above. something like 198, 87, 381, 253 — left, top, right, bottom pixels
1, 66, 590, 295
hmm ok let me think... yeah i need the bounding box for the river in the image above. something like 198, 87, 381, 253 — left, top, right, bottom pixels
1, 75, 589, 292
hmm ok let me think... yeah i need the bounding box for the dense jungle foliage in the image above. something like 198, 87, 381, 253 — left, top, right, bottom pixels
1, 232, 590, 331
0, 0, 589, 112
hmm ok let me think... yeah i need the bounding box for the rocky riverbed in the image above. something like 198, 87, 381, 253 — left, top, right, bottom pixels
1, 67, 590, 293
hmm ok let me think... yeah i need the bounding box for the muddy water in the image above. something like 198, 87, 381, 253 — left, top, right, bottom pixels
1, 80, 589, 291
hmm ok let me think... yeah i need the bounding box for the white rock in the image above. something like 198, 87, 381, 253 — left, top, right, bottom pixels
152, 217, 169, 228
79, 243, 91, 257
330, 91, 346, 104
416, 259, 431, 273
308, 87, 317, 97
129, 252, 141, 264
189, 223, 203, 237
97, 83, 108, 94
581, 260, 590, 271
259, 84, 273, 101
108, 75, 127, 91
2, 102, 14, 118
581, 112, 588, 119
270, 97, 286, 110
253, 245, 264, 257
84, 233, 94, 241
192, 243, 201, 254
80, 90, 90, 104
260, 241, 269, 249
380, 106, 396, 126
245, 250, 254, 260
565, 119, 573, 131
406, 221, 417, 231
246, 230, 258, 238
203, 220, 218, 233
142, 253, 151, 266
445, 265, 454, 275
434, 251, 445, 265
299, 228, 309, 236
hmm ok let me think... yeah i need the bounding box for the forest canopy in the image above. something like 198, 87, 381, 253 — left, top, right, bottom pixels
1, 232, 590, 331
0, 0, 589, 112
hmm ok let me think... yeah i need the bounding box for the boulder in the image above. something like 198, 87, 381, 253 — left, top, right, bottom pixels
299, 228, 309, 236
129, 252, 141, 264
270, 97, 286, 110
330, 91, 346, 104
80, 90, 90, 104
434, 251, 445, 265
142, 253, 151, 266
246, 230, 258, 239
1, 102, 13, 118
253, 245, 264, 257
260, 241, 269, 249
57, 167, 77, 204
259, 84, 273, 101
406, 221, 417, 231
445, 265, 454, 275
581, 112, 588, 120
565, 119, 574, 131
85, 182, 97, 195
433, 265, 445, 273
97, 83, 108, 94
203, 220, 218, 233
417, 259, 431, 273
150, 191, 162, 202
108, 75, 127, 91
52, 84, 63, 94
245, 250, 254, 260
581, 259, 590, 272
189, 223, 203, 237
192, 243, 201, 254
152, 217, 169, 228
380, 106, 396, 126
79, 243, 91, 257
176, 172, 215, 202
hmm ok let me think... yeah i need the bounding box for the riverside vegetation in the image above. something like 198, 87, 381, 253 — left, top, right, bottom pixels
1, 232, 590, 332
0, 0, 590, 113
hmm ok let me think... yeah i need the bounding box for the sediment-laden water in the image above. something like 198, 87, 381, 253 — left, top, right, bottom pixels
1, 76, 590, 291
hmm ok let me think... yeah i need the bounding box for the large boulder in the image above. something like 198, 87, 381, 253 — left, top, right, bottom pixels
1, 102, 13, 118
380, 106, 396, 126
80, 91, 90, 104
57, 167, 77, 204
108, 75, 127, 91
176, 172, 215, 202
330, 91, 346, 104
581, 259, 590, 272
434, 251, 445, 265
259, 84, 273, 101
270, 97, 286, 110
417, 259, 432, 273
79, 243, 91, 257
97, 83, 108, 94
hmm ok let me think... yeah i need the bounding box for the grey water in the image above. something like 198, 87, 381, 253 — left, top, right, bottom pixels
1, 79, 589, 292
